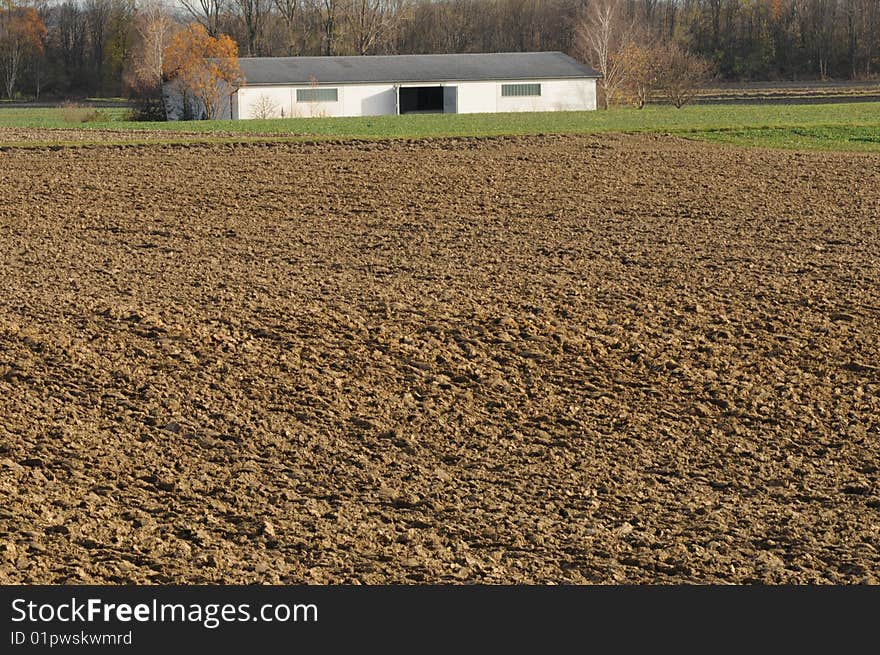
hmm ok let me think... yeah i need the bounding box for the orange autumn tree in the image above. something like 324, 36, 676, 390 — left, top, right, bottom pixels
163, 23, 243, 120
0, 3, 47, 99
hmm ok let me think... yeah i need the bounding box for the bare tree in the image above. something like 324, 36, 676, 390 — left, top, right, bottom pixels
343, 0, 398, 55
233, 0, 270, 55
120, 2, 175, 117
436, 0, 477, 52
621, 41, 661, 108
55, 2, 86, 58
180, 0, 225, 37
274, 0, 300, 54
131, 2, 174, 92
574, 0, 636, 109
377, 0, 410, 53
0, 5, 47, 99
658, 43, 713, 108
252, 92, 279, 117
84, 0, 112, 88
314, 0, 340, 55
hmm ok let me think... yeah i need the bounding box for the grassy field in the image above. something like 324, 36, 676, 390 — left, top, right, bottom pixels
691, 125, 880, 151
0, 102, 879, 151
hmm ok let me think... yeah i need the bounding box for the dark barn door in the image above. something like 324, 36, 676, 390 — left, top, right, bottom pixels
399, 86, 445, 114
443, 86, 458, 113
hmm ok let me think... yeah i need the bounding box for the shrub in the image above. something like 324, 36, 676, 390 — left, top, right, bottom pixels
251, 94, 279, 119
127, 96, 167, 121
80, 108, 107, 123
658, 45, 714, 109
59, 101, 108, 124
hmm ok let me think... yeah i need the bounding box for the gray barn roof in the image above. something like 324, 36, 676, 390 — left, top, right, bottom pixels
237, 52, 599, 86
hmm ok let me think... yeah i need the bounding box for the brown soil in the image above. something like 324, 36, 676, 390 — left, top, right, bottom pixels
0, 127, 261, 146
0, 134, 878, 584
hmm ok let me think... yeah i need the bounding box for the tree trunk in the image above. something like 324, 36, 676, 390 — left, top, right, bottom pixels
3, 45, 21, 99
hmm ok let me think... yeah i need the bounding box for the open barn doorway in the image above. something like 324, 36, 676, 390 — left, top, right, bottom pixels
399, 86, 443, 114
398, 86, 457, 114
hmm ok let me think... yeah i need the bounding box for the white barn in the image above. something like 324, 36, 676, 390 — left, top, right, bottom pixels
165, 52, 599, 120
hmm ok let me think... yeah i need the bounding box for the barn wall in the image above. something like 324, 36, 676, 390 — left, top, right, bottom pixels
236, 83, 396, 119
340, 85, 398, 116
453, 79, 596, 113
453, 81, 499, 114
499, 79, 597, 112
239, 86, 292, 118
166, 78, 597, 120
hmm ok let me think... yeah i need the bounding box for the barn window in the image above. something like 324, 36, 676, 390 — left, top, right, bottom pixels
296, 88, 339, 103
501, 83, 541, 97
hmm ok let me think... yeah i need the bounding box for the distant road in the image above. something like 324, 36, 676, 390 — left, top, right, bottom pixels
693, 80, 880, 105
0, 100, 136, 109
696, 94, 880, 104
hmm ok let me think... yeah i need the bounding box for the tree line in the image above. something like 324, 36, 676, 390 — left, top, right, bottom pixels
1, 0, 878, 103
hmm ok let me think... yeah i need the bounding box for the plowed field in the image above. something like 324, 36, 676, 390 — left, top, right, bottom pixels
1, 134, 878, 583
